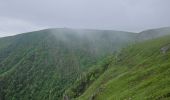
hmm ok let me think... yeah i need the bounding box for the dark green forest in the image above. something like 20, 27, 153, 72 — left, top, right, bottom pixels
0, 27, 170, 100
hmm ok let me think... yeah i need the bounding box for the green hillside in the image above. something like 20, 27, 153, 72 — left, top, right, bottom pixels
77, 35, 170, 100
138, 27, 170, 40
0, 27, 170, 100
0, 28, 136, 100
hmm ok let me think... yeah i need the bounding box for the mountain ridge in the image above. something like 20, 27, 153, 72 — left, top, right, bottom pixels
76, 35, 170, 100
0, 27, 170, 100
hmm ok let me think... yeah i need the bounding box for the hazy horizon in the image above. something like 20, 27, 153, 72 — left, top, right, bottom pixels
0, 0, 170, 37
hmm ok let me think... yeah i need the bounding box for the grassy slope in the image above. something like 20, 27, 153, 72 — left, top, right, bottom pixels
78, 35, 170, 100
0, 28, 136, 100
1, 27, 170, 100
138, 27, 170, 40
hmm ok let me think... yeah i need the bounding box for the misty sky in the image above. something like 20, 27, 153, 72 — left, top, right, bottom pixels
0, 0, 170, 37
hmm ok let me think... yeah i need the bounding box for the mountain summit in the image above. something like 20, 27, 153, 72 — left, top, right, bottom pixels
0, 27, 170, 100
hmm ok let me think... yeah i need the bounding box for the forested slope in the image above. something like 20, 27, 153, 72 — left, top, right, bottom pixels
77, 35, 170, 100
0, 27, 170, 100
0, 28, 136, 100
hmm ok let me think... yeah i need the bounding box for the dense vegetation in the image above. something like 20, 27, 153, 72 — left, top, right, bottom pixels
0, 28, 136, 100
77, 35, 170, 100
0, 27, 170, 100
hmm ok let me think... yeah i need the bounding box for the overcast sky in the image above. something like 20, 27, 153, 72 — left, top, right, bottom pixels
0, 0, 170, 37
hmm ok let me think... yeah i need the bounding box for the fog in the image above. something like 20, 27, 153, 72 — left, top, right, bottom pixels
0, 0, 170, 37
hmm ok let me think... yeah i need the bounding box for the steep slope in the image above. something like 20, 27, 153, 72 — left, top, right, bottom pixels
0, 28, 136, 100
77, 35, 170, 100
1, 27, 170, 100
138, 27, 170, 40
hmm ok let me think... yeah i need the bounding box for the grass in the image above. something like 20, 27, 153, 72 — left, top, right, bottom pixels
77, 35, 170, 100
0, 28, 170, 100
0, 29, 135, 100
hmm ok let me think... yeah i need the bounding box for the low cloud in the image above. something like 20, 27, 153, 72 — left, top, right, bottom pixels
0, 17, 46, 37
0, 0, 170, 37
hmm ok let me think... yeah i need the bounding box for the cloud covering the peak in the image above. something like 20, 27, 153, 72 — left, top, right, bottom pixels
0, 0, 170, 37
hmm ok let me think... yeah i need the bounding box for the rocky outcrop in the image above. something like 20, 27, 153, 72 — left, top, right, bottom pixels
161, 44, 170, 54
63, 94, 69, 100
89, 87, 104, 100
